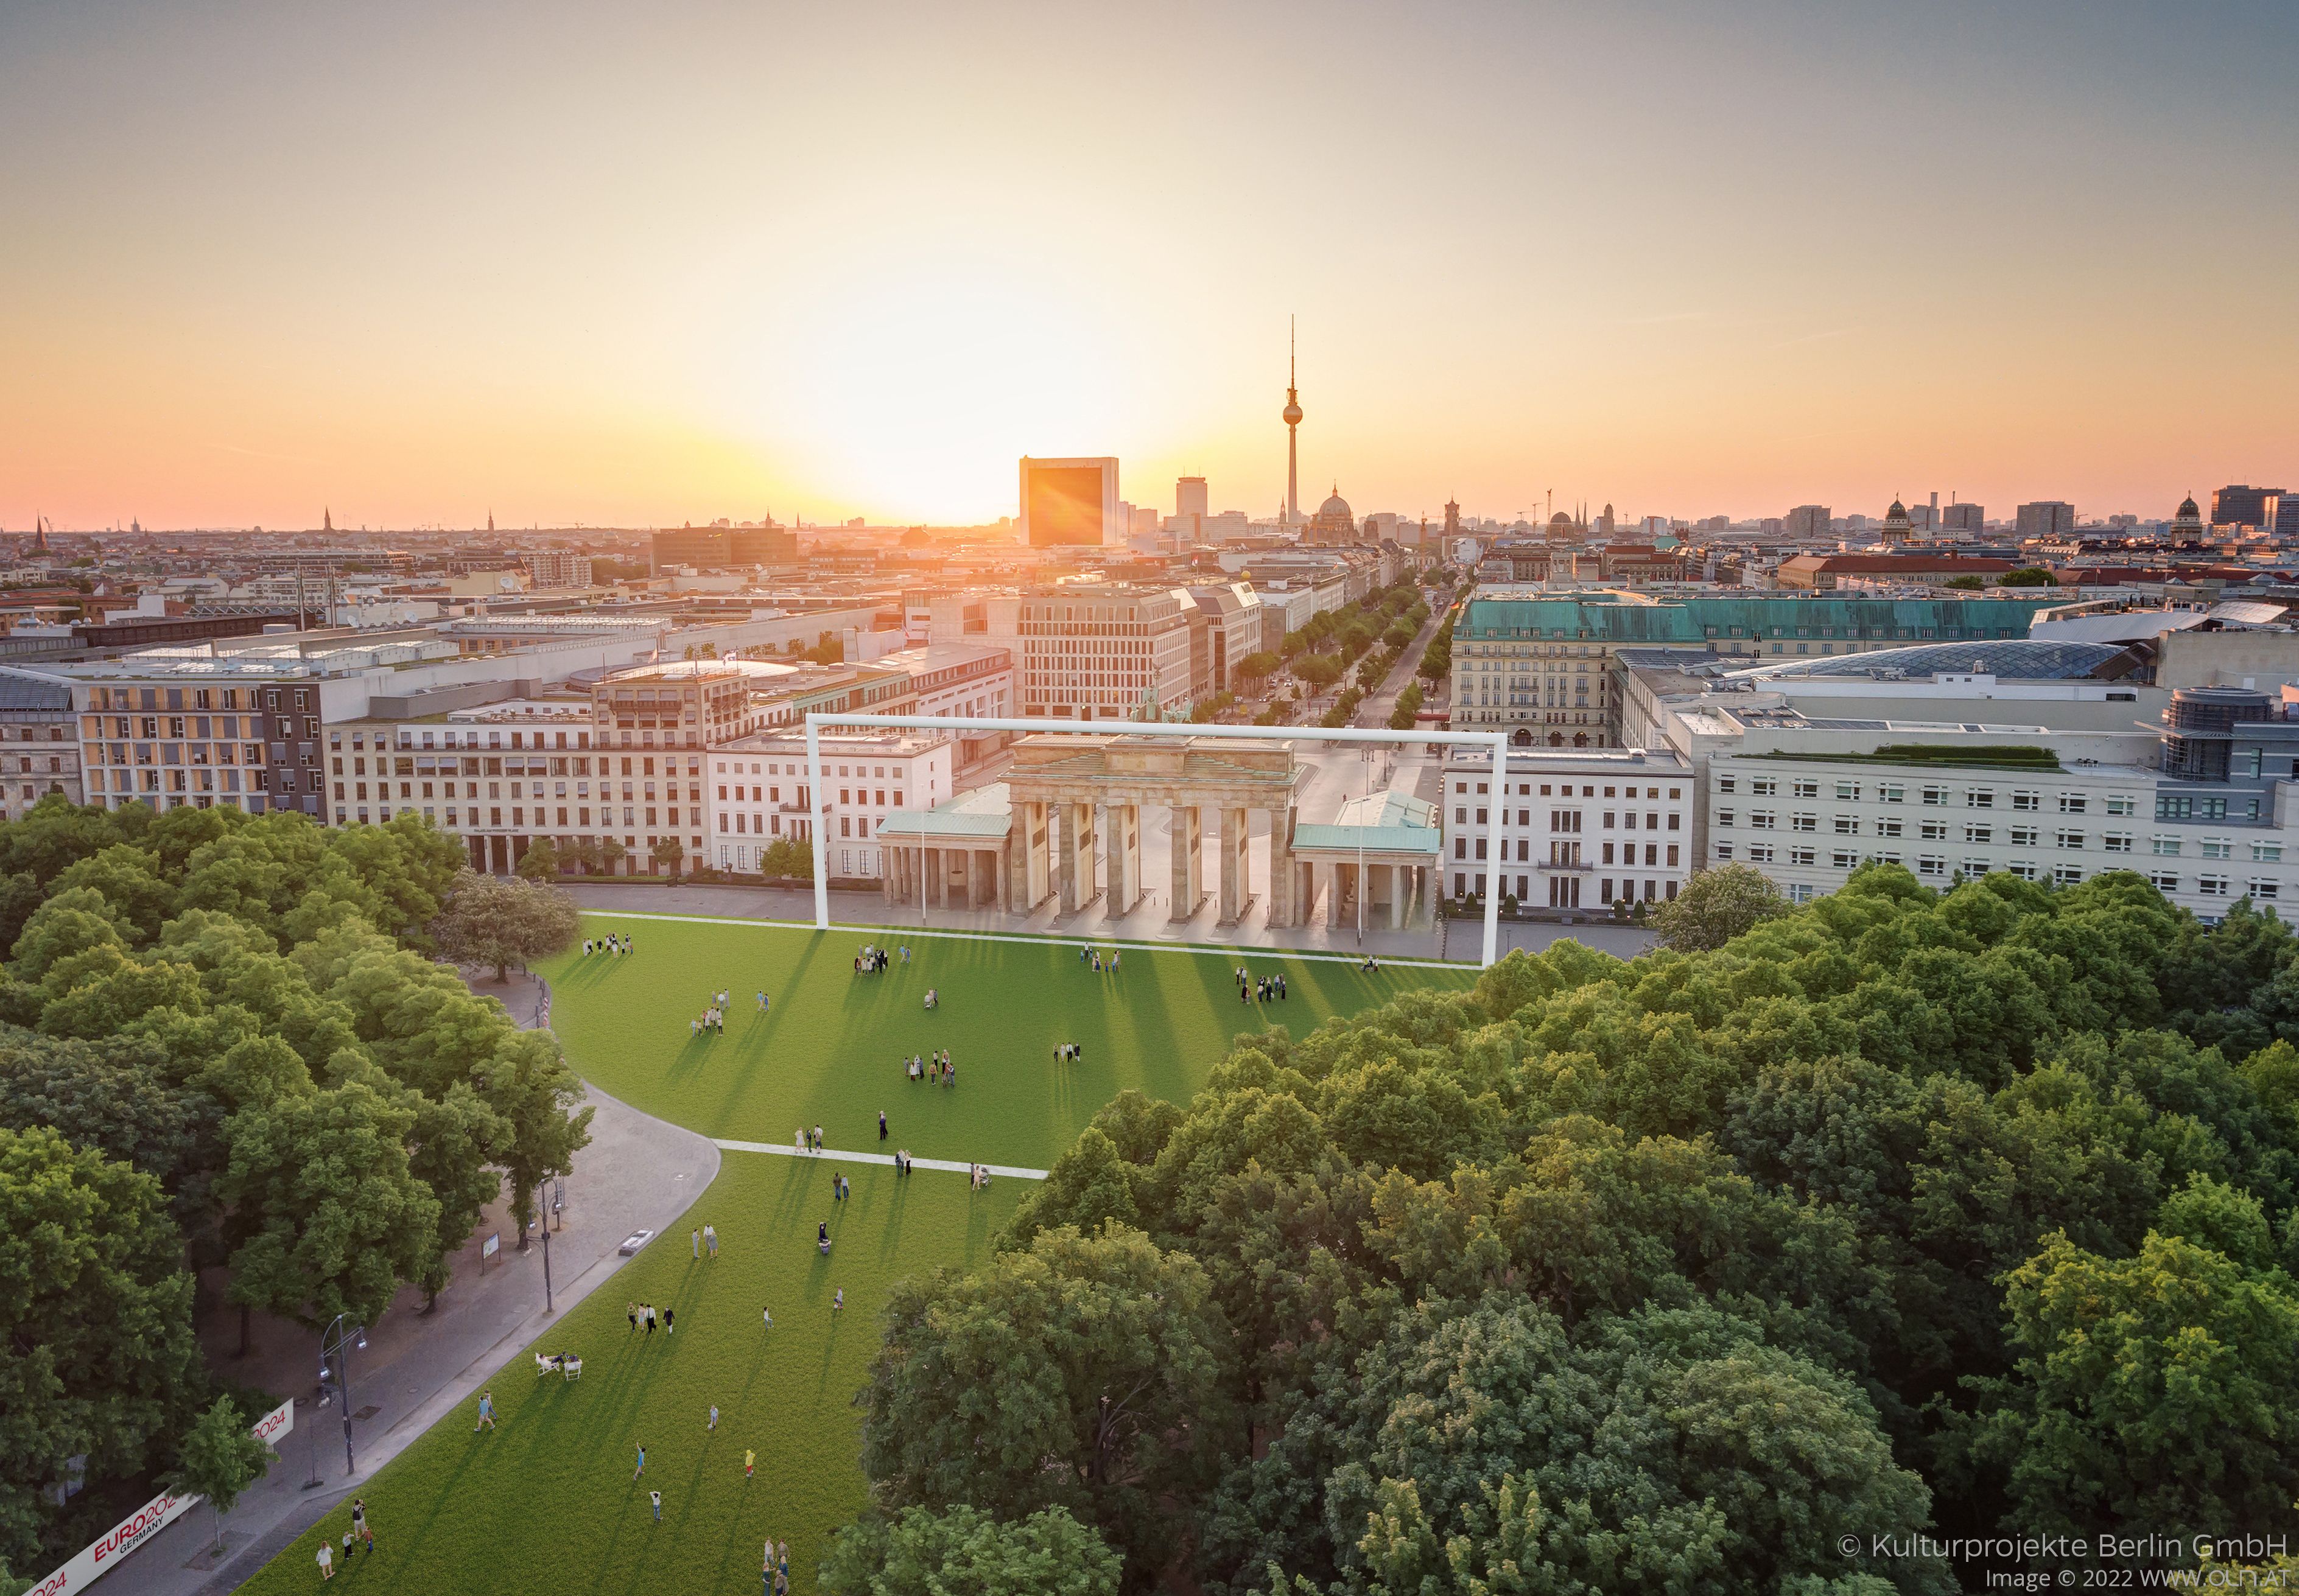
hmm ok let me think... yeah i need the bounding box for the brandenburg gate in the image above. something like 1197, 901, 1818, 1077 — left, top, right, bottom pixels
880, 732, 1304, 926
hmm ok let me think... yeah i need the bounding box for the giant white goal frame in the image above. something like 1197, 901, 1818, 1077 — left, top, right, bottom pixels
800, 713, 1514, 967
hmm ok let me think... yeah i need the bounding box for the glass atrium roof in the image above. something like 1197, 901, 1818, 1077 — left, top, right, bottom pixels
1726, 639, 2132, 681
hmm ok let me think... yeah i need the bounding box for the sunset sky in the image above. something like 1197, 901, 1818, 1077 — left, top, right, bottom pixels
4, 1, 2295, 531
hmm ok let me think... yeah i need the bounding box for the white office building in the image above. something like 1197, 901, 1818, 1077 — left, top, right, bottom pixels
708, 731, 953, 880
1440, 747, 1693, 910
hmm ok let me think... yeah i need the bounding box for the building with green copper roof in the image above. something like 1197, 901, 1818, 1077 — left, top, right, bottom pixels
1450, 590, 2063, 748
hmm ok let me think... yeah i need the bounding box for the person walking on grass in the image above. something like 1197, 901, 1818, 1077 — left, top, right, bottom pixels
474, 1390, 496, 1432
650, 1489, 662, 1524
706, 1223, 718, 1259
708, 1404, 719, 1432
746, 1449, 755, 1480
353, 1499, 373, 1554
628, 1300, 637, 1334
833, 1287, 844, 1314
664, 1306, 675, 1335
762, 1303, 773, 1331
633, 1443, 647, 1480
878, 1109, 887, 1141
692, 1227, 700, 1260
645, 1303, 656, 1335
317, 1540, 334, 1581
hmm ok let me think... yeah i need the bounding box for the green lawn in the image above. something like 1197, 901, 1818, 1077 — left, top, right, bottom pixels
541, 914, 1473, 1168
240, 1154, 1024, 1596
242, 915, 1472, 1593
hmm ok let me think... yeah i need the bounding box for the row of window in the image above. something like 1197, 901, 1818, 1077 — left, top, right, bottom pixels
1453, 780, 1683, 799
1454, 806, 1681, 831
1454, 837, 1681, 867
1715, 809, 2287, 860
1714, 841, 2283, 899
1718, 774, 2138, 814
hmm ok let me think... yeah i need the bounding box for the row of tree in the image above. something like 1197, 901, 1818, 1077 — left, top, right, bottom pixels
823, 863, 2299, 1594
0, 800, 591, 1572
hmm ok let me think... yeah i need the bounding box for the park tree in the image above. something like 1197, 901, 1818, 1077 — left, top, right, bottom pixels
1311, 1300, 1950, 1596
1968, 1228, 2299, 1537
10, 885, 128, 983
216, 1078, 440, 1354
1997, 566, 2058, 586
429, 870, 581, 982
0, 1031, 225, 1230
163, 1395, 273, 1557
50, 844, 177, 943
514, 836, 561, 881
1648, 861, 1789, 951
325, 814, 467, 941
1293, 656, 1343, 690
858, 1224, 1235, 1588
650, 834, 686, 878
821, 1505, 1121, 1596
600, 835, 628, 875
482, 1028, 593, 1248
0, 1126, 202, 1572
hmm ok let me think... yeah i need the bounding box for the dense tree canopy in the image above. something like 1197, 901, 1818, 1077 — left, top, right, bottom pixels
852, 864, 2299, 1591
821, 1505, 1120, 1596
0, 800, 590, 1569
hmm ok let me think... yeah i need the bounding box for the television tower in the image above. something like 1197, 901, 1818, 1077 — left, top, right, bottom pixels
1282, 316, 1303, 525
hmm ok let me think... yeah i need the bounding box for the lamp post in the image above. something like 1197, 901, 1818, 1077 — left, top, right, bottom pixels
317, 1314, 367, 1479
536, 1180, 555, 1315
300, 1383, 324, 1490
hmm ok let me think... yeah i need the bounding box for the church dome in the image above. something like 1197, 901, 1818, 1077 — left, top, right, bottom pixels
1886, 498, 1909, 521
2177, 494, 2201, 520
1319, 490, 1352, 521
1549, 511, 1574, 527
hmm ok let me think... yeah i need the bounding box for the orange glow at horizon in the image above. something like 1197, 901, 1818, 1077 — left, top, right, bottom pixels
2, 2, 2295, 531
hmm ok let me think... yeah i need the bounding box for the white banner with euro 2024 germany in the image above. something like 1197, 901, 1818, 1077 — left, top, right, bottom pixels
29, 1398, 294, 1596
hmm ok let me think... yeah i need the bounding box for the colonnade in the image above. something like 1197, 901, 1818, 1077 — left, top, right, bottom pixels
881, 844, 1006, 910
1006, 797, 1299, 927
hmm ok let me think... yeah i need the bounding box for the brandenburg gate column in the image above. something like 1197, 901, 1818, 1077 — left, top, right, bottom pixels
1009, 798, 1047, 911
1060, 800, 1099, 914
1217, 806, 1252, 926
1170, 802, 1203, 921
1265, 804, 1297, 927
1107, 802, 1142, 917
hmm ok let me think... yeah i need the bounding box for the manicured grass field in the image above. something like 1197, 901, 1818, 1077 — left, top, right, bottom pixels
243, 915, 1472, 1594
239, 1154, 1024, 1596
542, 914, 1473, 1168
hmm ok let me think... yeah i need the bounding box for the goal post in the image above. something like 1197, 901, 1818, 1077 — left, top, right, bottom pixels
800, 713, 1511, 967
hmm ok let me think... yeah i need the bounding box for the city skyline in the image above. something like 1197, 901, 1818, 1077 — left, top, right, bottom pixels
4, 1, 2296, 528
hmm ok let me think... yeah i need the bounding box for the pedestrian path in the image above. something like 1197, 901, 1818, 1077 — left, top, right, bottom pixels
713, 1138, 1048, 1181
572, 908, 1467, 971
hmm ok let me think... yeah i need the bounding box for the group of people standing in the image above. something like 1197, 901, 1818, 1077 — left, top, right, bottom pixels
854, 943, 905, 974
1078, 943, 1120, 975
905, 1048, 955, 1084
626, 1301, 675, 1336
584, 933, 634, 956
1053, 1041, 1083, 1063
1239, 967, 1290, 1004
693, 988, 734, 1035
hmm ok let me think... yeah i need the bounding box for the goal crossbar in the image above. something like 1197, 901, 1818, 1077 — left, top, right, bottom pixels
798, 713, 1510, 967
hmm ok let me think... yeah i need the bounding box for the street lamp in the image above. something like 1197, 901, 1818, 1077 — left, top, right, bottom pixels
536, 1179, 555, 1315
318, 1315, 367, 1478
